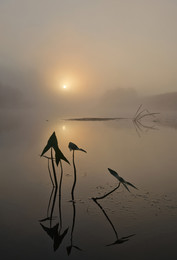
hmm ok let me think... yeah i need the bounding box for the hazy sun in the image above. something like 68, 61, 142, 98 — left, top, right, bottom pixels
63, 85, 67, 89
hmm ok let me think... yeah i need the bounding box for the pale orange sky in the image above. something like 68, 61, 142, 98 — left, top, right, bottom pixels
0, 0, 177, 96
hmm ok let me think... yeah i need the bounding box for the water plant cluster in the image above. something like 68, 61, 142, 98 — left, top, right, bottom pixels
39, 131, 138, 255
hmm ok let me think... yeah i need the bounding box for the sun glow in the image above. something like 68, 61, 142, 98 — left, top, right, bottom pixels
49, 69, 84, 94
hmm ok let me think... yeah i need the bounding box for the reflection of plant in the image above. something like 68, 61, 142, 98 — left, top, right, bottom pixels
66, 200, 82, 256
39, 132, 138, 253
92, 198, 135, 246
40, 218, 68, 252
39, 184, 69, 252
68, 142, 87, 201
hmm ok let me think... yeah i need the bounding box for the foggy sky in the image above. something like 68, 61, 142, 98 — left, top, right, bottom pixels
1, 0, 177, 101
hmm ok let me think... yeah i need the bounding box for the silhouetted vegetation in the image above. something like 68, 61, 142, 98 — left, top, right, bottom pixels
39, 132, 138, 253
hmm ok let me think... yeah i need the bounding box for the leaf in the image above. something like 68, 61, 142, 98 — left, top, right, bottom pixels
41, 132, 69, 166
55, 146, 70, 165
53, 228, 69, 251
66, 245, 72, 255
106, 234, 135, 246
122, 182, 130, 192
108, 168, 120, 180
73, 245, 82, 251
39, 217, 50, 222
40, 223, 59, 239
108, 168, 138, 192
121, 234, 136, 239
125, 181, 138, 190
106, 238, 129, 246
79, 148, 87, 153
41, 132, 57, 156
68, 142, 87, 153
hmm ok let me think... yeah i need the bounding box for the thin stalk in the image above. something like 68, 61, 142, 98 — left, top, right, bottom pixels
58, 160, 63, 231
134, 109, 147, 121
70, 200, 76, 246
133, 121, 141, 138
134, 104, 143, 118
42, 155, 55, 160
49, 186, 58, 227
48, 158, 55, 187
93, 182, 120, 201
47, 187, 55, 218
71, 150, 76, 201
138, 112, 160, 121
51, 148, 58, 188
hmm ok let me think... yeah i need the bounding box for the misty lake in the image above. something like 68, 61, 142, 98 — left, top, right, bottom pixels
1, 112, 177, 260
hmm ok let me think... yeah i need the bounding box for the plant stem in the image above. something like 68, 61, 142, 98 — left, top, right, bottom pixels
70, 199, 76, 246
49, 186, 58, 227
51, 148, 58, 188
47, 187, 54, 218
59, 161, 63, 231
93, 182, 120, 201
71, 150, 76, 201
48, 158, 55, 187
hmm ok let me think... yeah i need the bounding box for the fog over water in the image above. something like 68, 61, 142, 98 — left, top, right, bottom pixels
1, 2, 177, 259
1, 0, 177, 106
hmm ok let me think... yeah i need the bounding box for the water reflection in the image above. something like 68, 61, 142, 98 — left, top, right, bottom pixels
92, 183, 135, 246
39, 183, 68, 251
39, 150, 136, 254
67, 197, 82, 255
39, 151, 68, 252
133, 118, 158, 137
92, 198, 135, 246
1, 112, 177, 259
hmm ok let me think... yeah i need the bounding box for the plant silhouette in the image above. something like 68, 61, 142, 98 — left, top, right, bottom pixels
39, 133, 138, 253
40, 132, 69, 187
39, 132, 69, 251
108, 168, 138, 192
133, 104, 159, 123
68, 142, 87, 201
91, 168, 137, 245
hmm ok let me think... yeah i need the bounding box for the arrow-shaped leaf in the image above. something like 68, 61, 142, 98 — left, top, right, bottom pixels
108, 168, 138, 192
68, 142, 87, 153
41, 132, 69, 165
125, 181, 138, 190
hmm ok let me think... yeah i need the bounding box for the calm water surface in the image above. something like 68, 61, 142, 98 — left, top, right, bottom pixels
1, 113, 177, 259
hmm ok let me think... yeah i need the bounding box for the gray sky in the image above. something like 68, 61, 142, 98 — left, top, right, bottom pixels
1, 0, 177, 97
